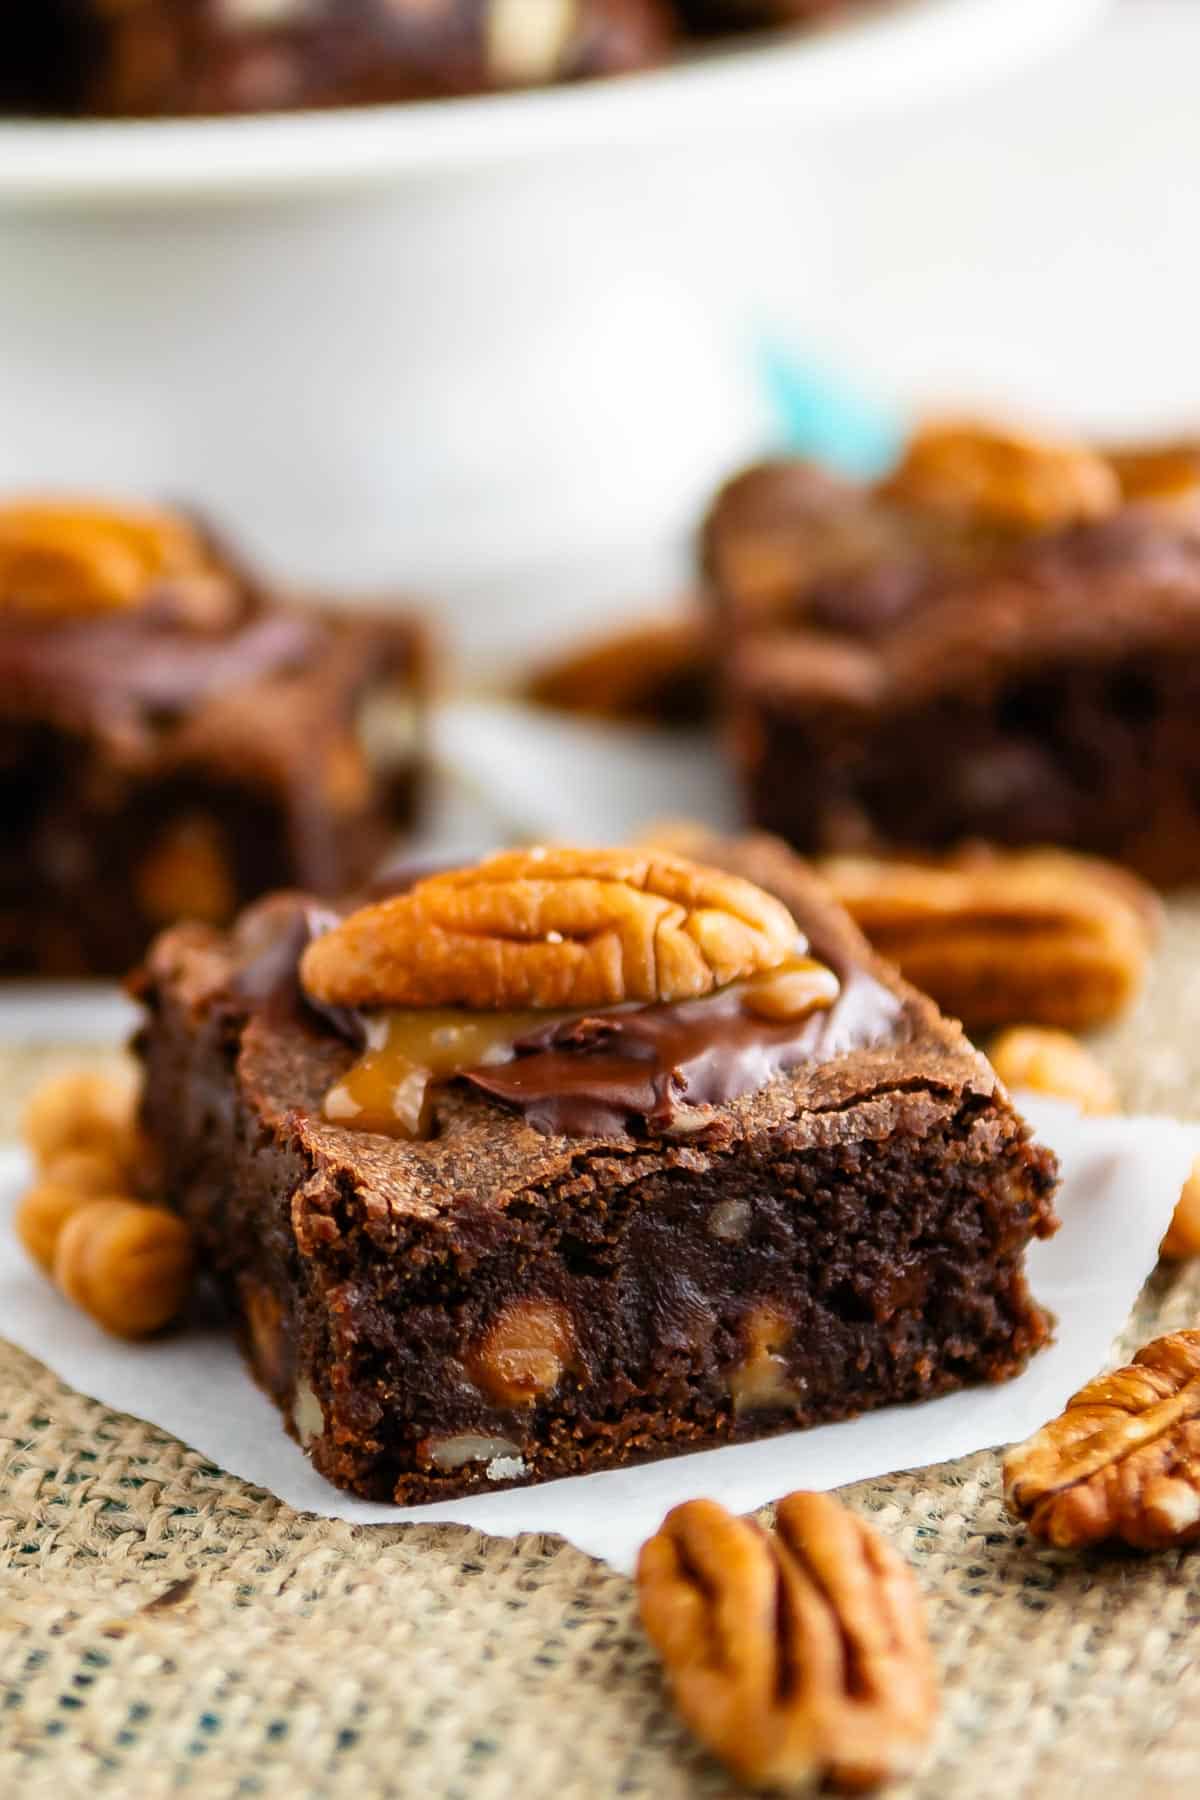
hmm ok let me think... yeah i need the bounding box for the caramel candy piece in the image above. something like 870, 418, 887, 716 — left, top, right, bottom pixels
22, 1070, 139, 1175
465, 1300, 577, 1407
16, 1180, 111, 1274
43, 1146, 130, 1196
989, 1026, 1118, 1116
54, 1198, 193, 1339
135, 814, 237, 927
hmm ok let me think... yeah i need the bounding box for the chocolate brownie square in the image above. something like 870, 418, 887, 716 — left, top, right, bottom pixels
133, 835, 1058, 1504
705, 426, 1200, 884
0, 497, 425, 976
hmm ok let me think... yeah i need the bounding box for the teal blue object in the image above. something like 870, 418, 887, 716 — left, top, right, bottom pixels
756, 339, 903, 479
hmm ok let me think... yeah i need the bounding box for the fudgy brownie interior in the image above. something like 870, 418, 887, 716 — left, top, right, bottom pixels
134, 836, 1058, 1504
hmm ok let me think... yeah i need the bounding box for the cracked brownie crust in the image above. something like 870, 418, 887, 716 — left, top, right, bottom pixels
134, 835, 1058, 1503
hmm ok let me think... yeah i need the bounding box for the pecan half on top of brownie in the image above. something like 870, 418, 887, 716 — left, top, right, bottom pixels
704, 422, 1200, 884
133, 836, 1058, 1504
0, 496, 425, 976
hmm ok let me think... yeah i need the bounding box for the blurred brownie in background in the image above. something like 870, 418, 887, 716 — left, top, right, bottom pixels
3, 0, 676, 116
526, 606, 714, 726
0, 498, 425, 976
674, 0, 849, 31
704, 423, 1200, 885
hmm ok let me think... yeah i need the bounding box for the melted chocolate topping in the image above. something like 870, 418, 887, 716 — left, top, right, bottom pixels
464, 954, 901, 1137
230, 896, 362, 1044
232, 877, 904, 1140
0, 597, 319, 729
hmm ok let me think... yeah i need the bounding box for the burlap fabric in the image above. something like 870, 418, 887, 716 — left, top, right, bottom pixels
4, 907, 1200, 1798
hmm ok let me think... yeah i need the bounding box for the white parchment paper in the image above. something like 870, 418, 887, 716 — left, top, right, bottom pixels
1, 1096, 1194, 1574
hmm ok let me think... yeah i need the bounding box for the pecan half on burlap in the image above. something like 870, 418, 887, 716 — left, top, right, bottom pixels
637, 1492, 937, 1791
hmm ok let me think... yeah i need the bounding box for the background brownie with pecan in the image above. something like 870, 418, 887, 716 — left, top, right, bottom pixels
134, 835, 1058, 1505
705, 422, 1200, 885
0, 497, 426, 977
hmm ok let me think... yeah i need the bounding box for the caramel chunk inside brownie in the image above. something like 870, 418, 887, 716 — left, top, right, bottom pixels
133, 835, 1057, 1504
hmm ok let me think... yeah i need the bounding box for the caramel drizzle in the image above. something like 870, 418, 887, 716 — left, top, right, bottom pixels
321, 953, 840, 1139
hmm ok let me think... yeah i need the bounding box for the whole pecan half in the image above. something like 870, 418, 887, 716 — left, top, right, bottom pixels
300, 845, 800, 1011
0, 498, 226, 622
817, 845, 1157, 1033
637, 1492, 938, 1792
1004, 1330, 1200, 1550
881, 419, 1120, 531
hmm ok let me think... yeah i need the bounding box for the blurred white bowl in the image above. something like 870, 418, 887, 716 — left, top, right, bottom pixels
0, 0, 1103, 674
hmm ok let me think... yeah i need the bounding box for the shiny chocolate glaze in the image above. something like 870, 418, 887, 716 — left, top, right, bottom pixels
464, 950, 901, 1137
236, 878, 904, 1140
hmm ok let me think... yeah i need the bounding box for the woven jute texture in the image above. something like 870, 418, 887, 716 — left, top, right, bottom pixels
4, 906, 1200, 1799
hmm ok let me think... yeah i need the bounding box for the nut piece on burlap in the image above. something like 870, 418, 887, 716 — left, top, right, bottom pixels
637, 1491, 938, 1791
816, 846, 1158, 1033
1004, 1330, 1200, 1550
300, 844, 801, 1011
